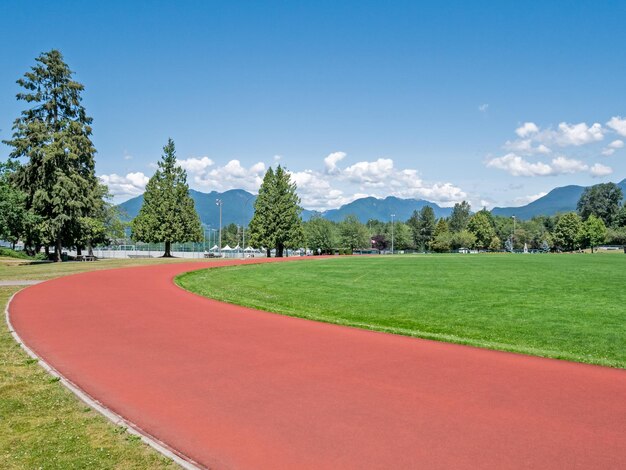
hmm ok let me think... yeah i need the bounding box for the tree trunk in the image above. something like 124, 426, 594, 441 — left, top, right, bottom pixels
163, 240, 173, 258
266, 248, 271, 258
88, 244, 94, 257
55, 238, 63, 262
44, 245, 49, 258
276, 243, 284, 258
77, 246, 82, 256
11, 241, 16, 250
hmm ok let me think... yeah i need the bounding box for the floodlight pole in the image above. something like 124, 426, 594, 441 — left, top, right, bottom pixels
512, 215, 516, 252
391, 214, 396, 255
216, 199, 223, 255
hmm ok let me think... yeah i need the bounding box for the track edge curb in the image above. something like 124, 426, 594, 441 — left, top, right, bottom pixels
4, 290, 204, 470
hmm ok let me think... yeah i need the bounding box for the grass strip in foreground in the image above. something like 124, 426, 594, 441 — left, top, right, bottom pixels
177, 255, 626, 368
0, 287, 174, 469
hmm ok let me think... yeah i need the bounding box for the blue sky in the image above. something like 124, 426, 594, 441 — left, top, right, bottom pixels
1, 1, 625, 210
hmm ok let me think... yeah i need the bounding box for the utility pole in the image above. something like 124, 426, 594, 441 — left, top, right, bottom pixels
391, 214, 396, 255
512, 215, 516, 252
216, 199, 223, 255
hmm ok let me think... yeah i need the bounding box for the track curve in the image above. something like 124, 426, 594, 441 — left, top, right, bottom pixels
8, 258, 626, 469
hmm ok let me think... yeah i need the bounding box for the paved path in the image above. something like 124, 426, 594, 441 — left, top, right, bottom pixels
0, 280, 43, 286
8, 258, 626, 469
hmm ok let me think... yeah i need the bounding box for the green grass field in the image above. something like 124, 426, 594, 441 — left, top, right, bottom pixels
177, 254, 626, 368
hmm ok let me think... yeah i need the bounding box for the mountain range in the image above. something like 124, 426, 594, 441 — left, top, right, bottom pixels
491, 178, 626, 219
118, 178, 626, 227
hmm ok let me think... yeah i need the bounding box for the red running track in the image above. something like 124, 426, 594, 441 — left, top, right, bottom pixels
8, 258, 626, 469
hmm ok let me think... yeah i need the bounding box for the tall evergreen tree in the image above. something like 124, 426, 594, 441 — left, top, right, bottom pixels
248, 168, 275, 256
77, 184, 126, 256
131, 139, 202, 257
248, 165, 304, 257
3, 49, 100, 261
448, 201, 472, 232
407, 206, 436, 250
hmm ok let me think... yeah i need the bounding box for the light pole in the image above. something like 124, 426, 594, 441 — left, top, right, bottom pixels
391, 214, 396, 255
216, 199, 223, 255
242, 194, 255, 258
511, 215, 516, 252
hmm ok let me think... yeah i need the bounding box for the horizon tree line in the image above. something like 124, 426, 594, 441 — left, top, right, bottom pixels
2, 50, 626, 259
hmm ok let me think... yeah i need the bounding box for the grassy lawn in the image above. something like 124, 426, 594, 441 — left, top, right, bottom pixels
177, 254, 626, 368
0, 287, 174, 469
0, 257, 212, 469
0, 256, 207, 281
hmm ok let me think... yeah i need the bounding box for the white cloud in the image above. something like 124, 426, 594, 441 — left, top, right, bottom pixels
485, 153, 602, 177
550, 156, 588, 174
550, 122, 604, 146
178, 156, 214, 173
514, 192, 548, 206
601, 139, 624, 156
289, 169, 352, 211
478, 104, 489, 112
486, 153, 553, 176
507, 121, 605, 154
189, 159, 266, 192
99, 172, 149, 198
343, 158, 394, 186
590, 163, 613, 177
515, 122, 539, 138
293, 154, 467, 210
323, 151, 346, 174
503, 139, 551, 154
108, 152, 468, 211
607, 116, 626, 136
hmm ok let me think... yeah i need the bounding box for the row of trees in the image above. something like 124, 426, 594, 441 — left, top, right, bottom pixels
1, 50, 304, 260
2, 50, 625, 260
302, 182, 626, 254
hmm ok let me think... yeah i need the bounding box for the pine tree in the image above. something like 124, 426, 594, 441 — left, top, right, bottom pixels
131, 139, 202, 257
408, 206, 436, 250
248, 168, 275, 257
248, 165, 304, 257
448, 201, 472, 232
3, 50, 100, 261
